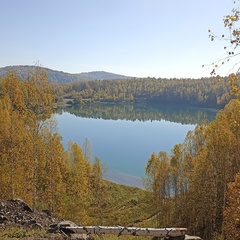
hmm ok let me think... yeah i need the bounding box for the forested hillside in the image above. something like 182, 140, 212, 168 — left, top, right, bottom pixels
0, 65, 132, 83
55, 76, 239, 109
1, 66, 238, 109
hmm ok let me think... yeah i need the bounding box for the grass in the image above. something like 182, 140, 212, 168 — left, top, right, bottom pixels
0, 228, 44, 239
0, 181, 156, 239
88, 181, 156, 227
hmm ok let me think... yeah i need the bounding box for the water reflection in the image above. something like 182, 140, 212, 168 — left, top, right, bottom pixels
55, 103, 218, 187
56, 102, 217, 125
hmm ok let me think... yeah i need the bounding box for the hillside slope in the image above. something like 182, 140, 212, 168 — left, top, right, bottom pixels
0, 181, 154, 239
0, 65, 132, 83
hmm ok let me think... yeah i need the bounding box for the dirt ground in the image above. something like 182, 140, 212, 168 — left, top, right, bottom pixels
0, 199, 88, 239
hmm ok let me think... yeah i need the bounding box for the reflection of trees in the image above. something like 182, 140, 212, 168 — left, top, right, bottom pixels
56, 103, 217, 125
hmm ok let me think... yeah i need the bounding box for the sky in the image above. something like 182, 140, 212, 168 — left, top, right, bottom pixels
0, 0, 237, 78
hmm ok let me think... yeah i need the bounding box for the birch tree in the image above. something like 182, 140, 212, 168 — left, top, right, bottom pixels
0, 73, 28, 199
90, 157, 107, 224
24, 66, 54, 211
66, 142, 91, 224
145, 152, 172, 227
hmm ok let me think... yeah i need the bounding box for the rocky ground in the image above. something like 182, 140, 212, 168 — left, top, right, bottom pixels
0, 199, 89, 239
0, 199, 200, 240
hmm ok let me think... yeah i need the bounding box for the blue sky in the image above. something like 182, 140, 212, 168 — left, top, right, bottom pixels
0, 0, 236, 78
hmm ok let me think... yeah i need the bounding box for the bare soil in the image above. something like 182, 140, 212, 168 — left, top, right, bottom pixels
0, 199, 85, 239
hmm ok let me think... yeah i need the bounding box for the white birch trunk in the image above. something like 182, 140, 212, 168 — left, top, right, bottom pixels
62, 225, 187, 238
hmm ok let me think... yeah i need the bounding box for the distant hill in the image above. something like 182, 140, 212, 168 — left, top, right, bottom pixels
0, 65, 132, 83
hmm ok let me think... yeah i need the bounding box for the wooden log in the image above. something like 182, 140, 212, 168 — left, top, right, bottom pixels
61, 225, 187, 238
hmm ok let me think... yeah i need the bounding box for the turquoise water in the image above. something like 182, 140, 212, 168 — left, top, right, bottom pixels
55, 103, 217, 187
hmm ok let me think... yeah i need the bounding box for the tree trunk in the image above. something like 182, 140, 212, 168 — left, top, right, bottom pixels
61, 225, 187, 238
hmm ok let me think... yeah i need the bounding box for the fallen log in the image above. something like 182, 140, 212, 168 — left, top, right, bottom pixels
61, 225, 187, 238
49, 222, 202, 239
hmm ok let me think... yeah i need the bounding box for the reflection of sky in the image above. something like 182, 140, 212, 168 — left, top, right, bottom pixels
55, 112, 195, 182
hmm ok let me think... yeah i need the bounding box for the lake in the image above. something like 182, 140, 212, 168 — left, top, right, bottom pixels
55, 103, 217, 188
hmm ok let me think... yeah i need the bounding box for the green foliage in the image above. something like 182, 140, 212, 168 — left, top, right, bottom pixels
55, 76, 237, 109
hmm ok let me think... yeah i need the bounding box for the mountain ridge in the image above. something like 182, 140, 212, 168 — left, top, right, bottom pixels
0, 65, 133, 83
